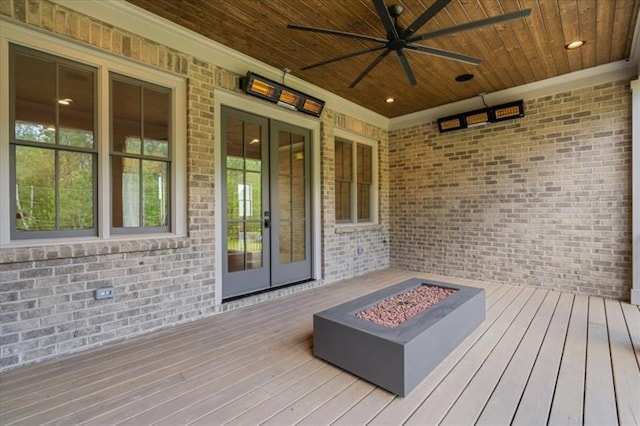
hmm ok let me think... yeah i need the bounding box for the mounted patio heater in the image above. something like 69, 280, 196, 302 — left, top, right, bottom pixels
242, 72, 325, 117
437, 100, 525, 133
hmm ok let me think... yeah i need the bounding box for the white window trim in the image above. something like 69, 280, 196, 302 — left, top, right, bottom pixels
333, 128, 379, 227
0, 20, 186, 247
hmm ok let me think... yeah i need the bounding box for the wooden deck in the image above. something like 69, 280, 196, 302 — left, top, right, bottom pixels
1, 269, 639, 425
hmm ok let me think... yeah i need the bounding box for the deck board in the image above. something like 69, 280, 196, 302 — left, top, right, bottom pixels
605, 299, 640, 424
368, 284, 516, 425
471, 291, 561, 425
583, 297, 618, 425
510, 292, 574, 425
1, 269, 637, 426
403, 287, 537, 425
548, 294, 589, 425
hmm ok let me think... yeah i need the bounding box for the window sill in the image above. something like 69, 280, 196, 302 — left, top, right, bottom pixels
0, 234, 190, 264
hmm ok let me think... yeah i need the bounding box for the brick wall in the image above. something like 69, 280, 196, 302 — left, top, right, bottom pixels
0, 0, 217, 370
389, 81, 632, 299
320, 110, 391, 282
0, 0, 389, 371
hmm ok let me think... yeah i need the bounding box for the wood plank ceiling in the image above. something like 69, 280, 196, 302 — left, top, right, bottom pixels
126, 0, 639, 118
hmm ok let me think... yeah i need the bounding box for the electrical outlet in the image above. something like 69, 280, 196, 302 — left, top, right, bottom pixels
95, 287, 115, 300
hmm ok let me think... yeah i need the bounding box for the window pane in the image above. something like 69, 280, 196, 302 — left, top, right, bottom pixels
59, 65, 95, 148
15, 146, 55, 231
143, 88, 169, 158
14, 53, 56, 144
358, 184, 371, 221
111, 157, 140, 227
142, 160, 168, 227
335, 181, 351, 222
357, 144, 372, 183
59, 151, 94, 229
112, 79, 141, 154
336, 140, 352, 180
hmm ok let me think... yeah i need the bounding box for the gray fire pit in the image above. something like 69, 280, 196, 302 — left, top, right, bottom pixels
313, 278, 485, 396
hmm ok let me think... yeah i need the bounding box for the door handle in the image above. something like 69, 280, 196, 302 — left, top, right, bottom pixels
264, 218, 270, 228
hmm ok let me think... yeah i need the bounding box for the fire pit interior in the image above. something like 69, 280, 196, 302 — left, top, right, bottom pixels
356, 284, 457, 328
313, 278, 485, 396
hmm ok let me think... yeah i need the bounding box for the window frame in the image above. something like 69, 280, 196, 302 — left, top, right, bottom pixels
9, 45, 99, 240
333, 129, 378, 226
109, 72, 173, 234
0, 22, 187, 247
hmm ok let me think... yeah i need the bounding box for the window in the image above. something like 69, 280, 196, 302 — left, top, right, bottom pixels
10, 46, 97, 239
111, 74, 171, 233
2, 33, 186, 245
334, 134, 377, 224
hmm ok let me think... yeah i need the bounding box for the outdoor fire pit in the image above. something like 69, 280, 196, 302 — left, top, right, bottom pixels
313, 278, 485, 396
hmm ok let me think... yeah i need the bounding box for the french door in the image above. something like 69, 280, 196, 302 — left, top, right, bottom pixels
221, 107, 312, 299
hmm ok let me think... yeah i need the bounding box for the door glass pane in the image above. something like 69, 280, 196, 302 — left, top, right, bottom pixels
226, 118, 244, 161
245, 123, 261, 172
227, 221, 244, 272
292, 220, 306, 261
278, 129, 306, 265
59, 65, 95, 148
59, 151, 94, 230
226, 169, 243, 220
279, 176, 291, 220
291, 133, 305, 177
245, 221, 263, 269
279, 220, 292, 264
14, 53, 56, 144
225, 114, 264, 274
292, 177, 305, 220
15, 146, 55, 231
245, 171, 261, 219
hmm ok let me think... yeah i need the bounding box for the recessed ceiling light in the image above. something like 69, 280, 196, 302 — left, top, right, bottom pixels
249, 138, 260, 145
455, 73, 474, 82
565, 40, 585, 50
385, 97, 395, 103
58, 98, 73, 105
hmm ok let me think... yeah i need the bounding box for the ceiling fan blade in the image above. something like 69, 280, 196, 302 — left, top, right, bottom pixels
287, 24, 387, 44
401, 0, 451, 39
408, 9, 532, 43
373, 0, 398, 39
396, 50, 417, 86
349, 50, 391, 88
406, 44, 482, 65
300, 46, 387, 70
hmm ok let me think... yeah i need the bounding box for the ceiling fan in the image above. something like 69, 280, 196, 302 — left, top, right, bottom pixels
288, 0, 531, 88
